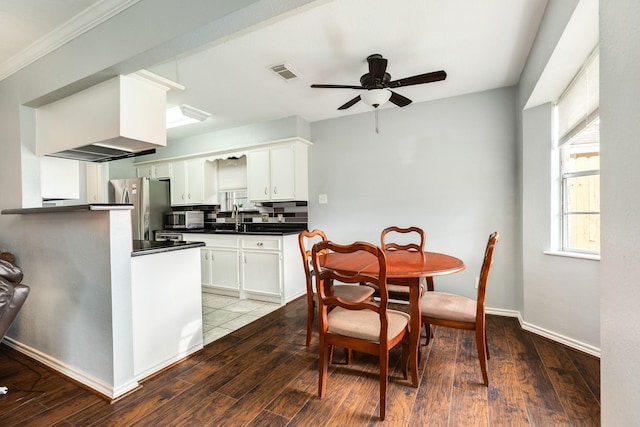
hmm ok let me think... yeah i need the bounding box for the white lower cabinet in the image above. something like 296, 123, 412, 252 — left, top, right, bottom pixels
186, 233, 305, 305
193, 235, 240, 297
241, 237, 282, 303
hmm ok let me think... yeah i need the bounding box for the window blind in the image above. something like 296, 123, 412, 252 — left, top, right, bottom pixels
557, 48, 599, 145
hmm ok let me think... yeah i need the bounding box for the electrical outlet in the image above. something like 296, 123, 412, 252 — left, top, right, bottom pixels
474, 277, 479, 289
261, 213, 269, 222
318, 194, 328, 204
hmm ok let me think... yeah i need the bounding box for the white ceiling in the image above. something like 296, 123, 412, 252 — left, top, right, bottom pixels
1, 0, 549, 140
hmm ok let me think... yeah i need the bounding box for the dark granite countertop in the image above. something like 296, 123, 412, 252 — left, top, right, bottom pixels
131, 240, 205, 257
171, 224, 307, 236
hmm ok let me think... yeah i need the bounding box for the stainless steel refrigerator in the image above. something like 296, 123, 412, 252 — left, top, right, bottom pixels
108, 178, 170, 240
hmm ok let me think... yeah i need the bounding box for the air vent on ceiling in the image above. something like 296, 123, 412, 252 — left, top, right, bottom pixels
269, 63, 300, 81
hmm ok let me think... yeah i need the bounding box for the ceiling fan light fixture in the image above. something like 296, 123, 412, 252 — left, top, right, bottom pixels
360, 88, 391, 108
166, 104, 211, 128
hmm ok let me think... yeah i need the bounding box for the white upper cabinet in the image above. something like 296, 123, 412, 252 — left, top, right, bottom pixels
170, 159, 204, 206
247, 139, 309, 202
86, 162, 107, 203
137, 162, 172, 179
247, 149, 271, 201
40, 157, 80, 200
153, 163, 172, 179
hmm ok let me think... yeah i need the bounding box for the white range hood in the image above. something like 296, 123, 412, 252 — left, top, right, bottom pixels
36, 71, 183, 162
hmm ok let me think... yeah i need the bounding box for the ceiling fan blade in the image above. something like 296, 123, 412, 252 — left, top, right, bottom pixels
388, 70, 447, 88
367, 54, 388, 81
311, 84, 365, 89
338, 95, 361, 110
389, 91, 412, 107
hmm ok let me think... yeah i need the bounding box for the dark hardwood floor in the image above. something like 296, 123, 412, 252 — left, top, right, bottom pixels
0, 297, 600, 426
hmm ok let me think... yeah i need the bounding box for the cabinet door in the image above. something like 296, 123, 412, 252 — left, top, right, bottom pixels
170, 161, 188, 206
201, 248, 212, 287
154, 163, 172, 179
269, 145, 295, 200
211, 248, 240, 291
137, 166, 154, 178
86, 162, 105, 202
186, 158, 204, 204
247, 149, 271, 201
41, 157, 80, 200
242, 251, 281, 296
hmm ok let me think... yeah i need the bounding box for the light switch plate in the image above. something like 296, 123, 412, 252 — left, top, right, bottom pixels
319, 194, 328, 204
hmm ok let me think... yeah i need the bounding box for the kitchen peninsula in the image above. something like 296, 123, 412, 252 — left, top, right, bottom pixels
1, 204, 204, 400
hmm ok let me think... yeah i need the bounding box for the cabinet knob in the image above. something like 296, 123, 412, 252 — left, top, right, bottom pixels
257, 242, 264, 247
273, 186, 277, 195
264, 187, 268, 195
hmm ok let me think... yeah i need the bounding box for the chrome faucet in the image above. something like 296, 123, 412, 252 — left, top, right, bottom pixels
232, 204, 239, 231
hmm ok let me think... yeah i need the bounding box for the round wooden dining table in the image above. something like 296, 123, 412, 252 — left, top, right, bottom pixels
319, 249, 465, 387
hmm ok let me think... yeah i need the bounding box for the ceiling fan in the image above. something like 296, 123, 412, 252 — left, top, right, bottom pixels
311, 54, 447, 110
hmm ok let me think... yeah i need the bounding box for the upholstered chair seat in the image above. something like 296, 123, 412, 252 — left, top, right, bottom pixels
327, 307, 410, 342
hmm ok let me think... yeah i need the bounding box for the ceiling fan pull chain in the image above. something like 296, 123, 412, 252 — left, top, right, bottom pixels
375, 108, 379, 134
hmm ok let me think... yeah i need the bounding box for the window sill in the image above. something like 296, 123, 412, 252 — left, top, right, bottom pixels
544, 250, 600, 261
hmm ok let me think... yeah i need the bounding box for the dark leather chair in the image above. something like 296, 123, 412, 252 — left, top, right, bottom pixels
1, 258, 30, 394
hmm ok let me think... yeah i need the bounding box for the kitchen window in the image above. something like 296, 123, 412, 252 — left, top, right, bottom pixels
554, 48, 600, 256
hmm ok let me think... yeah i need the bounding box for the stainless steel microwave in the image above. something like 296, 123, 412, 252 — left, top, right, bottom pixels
164, 211, 204, 229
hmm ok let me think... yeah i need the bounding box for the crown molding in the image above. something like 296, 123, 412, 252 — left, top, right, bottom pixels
0, 0, 140, 82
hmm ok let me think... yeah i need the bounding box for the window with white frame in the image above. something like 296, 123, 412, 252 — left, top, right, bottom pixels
555, 48, 600, 255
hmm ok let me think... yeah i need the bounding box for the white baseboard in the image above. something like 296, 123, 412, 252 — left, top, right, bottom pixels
486, 307, 601, 358
3, 337, 139, 399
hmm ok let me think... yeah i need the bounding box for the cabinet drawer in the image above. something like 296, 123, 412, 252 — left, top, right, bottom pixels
241, 238, 281, 251
186, 234, 238, 248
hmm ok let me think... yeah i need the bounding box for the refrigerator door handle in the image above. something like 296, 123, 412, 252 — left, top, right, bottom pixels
122, 187, 129, 204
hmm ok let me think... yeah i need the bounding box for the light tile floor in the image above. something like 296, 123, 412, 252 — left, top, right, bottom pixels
201, 292, 280, 345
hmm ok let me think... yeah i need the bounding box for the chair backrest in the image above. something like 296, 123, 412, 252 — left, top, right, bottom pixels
311, 240, 390, 320
298, 229, 328, 294
475, 232, 499, 318
380, 226, 425, 252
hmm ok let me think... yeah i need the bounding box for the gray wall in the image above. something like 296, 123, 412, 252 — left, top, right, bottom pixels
600, 0, 640, 423
518, 0, 600, 354
309, 87, 518, 309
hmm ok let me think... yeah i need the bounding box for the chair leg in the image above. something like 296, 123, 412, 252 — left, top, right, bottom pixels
319, 343, 329, 398
475, 327, 489, 386
485, 330, 490, 360
422, 322, 433, 346
426, 276, 435, 292
306, 298, 315, 346
401, 334, 409, 380
379, 349, 389, 420
344, 347, 352, 364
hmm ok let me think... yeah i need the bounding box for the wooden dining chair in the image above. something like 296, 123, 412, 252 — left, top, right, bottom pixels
420, 231, 499, 385
311, 240, 410, 420
377, 226, 434, 300
298, 230, 375, 347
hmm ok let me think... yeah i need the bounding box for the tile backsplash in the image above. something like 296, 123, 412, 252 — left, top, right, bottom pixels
175, 201, 308, 228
